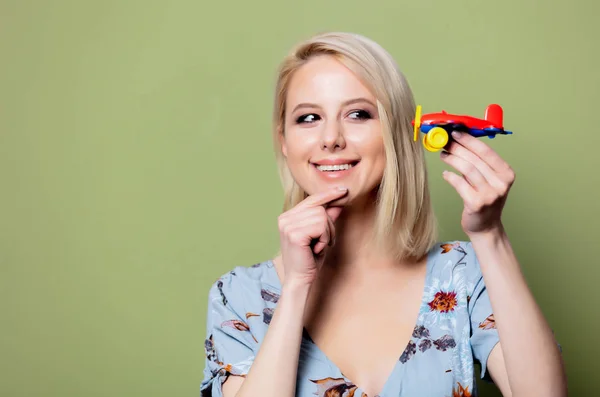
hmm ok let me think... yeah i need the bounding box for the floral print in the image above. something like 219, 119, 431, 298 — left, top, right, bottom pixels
261, 288, 280, 303
399, 340, 416, 364
260, 288, 280, 325
216, 280, 227, 306
310, 377, 360, 397
433, 335, 457, 351
452, 382, 472, 397
203, 334, 247, 382
428, 291, 458, 313
200, 241, 501, 397
419, 338, 432, 352
221, 319, 258, 343
205, 335, 217, 363
262, 307, 274, 325
412, 325, 430, 339
479, 314, 496, 330
399, 325, 457, 363
440, 242, 460, 253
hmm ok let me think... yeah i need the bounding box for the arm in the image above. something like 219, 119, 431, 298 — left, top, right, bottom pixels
224, 280, 311, 397
469, 229, 567, 397
204, 188, 346, 397
486, 344, 512, 396
440, 131, 567, 397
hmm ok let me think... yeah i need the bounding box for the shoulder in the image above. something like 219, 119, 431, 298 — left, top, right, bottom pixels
428, 240, 483, 290
430, 239, 480, 266
207, 259, 279, 310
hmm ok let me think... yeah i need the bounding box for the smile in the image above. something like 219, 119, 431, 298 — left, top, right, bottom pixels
315, 163, 355, 172
311, 160, 360, 179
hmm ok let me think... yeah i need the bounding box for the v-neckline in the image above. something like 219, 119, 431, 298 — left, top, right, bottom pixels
266, 249, 435, 397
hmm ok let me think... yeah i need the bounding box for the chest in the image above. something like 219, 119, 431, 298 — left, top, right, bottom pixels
302, 268, 427, 397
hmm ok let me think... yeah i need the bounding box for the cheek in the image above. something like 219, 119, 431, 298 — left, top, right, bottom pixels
373, 140, 387, 174
283, 129, 319, 161
361, 134, 387, 177
346, 121, 383, 146
281, 133, 316, 182
349, 130, 385, 160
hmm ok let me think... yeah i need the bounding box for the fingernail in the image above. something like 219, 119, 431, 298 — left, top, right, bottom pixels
440, 151, 449, 157
452, 131, 462, 139
337, 186, 348, 191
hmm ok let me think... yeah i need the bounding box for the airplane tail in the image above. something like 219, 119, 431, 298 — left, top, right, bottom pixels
485, 104, 503, 128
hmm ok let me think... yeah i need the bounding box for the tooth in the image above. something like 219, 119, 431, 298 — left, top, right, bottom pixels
316, 163, 353, 171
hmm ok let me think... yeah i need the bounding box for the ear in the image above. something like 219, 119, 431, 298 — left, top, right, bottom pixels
278, 126, 288, 157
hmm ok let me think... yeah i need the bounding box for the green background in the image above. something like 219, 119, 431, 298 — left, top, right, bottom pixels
1, 1, 598, 396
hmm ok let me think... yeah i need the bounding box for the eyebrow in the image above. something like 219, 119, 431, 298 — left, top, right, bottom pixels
291, 97, 377, 113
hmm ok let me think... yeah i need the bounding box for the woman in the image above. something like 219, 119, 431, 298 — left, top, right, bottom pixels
200, 32, 567, 397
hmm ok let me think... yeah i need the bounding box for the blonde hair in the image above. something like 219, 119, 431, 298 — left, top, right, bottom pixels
272, 32, 438, 261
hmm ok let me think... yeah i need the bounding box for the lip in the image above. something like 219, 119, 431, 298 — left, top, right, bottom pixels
310, 158, 360, 166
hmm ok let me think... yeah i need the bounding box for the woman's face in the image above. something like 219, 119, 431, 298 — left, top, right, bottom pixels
280, 55, 386, 205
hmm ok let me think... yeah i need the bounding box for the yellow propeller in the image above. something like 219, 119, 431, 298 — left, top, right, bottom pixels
413, 105, 422, 142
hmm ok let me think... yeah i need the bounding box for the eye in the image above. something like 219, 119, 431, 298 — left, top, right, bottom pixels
296, 114, 321, 124
348, 110, 372, 120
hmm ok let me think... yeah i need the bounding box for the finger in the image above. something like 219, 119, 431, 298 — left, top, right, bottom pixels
284, 187, 348, 220
313, 210, 338, 253
325, 206, 343, 223
285, 210, 332, 249
310, 218, 332, 255
324, 207, 341, 247
298, 187, 349, 209
278, 205, 320, 230
308, 209, 340, 254
446, 139, 515, 194
442, 170, 478, 204
282, 208, 327, 236
312, 222, 331, 255
313, 240, 327, 255
285, 221, 331, 254
445, 140, 494, 177
440, 150, 488, 190
451, 131, 511, 173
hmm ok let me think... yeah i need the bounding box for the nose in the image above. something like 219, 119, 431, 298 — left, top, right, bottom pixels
320, 120, 346, 151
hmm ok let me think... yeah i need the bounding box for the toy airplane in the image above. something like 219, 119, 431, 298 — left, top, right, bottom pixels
412, 104, 513, 152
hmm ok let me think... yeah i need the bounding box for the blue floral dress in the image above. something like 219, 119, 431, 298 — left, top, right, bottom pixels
200, 241, 500, 397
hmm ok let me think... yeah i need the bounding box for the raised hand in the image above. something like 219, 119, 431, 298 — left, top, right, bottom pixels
440, 131, 516, 237
277, 186, 348, 287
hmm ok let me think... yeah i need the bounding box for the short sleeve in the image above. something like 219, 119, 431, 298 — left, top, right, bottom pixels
466, 243, 500, 383
200, 274, 256, 396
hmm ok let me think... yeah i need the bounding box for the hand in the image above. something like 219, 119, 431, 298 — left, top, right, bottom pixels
277, 186, 348, 287
440, 131, 515, 237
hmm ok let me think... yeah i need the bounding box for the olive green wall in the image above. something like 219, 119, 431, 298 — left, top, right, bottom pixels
1, 1, 597, 396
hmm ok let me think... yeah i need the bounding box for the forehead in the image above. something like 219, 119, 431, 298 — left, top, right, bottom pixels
286, 56, 375, 106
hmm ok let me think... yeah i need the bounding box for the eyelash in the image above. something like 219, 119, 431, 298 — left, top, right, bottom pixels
295, 110, 372, 124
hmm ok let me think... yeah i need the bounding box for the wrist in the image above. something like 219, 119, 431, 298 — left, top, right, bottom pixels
467, 225, 516, 271
467, 224, 507, 245
281, 277, 313, 298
